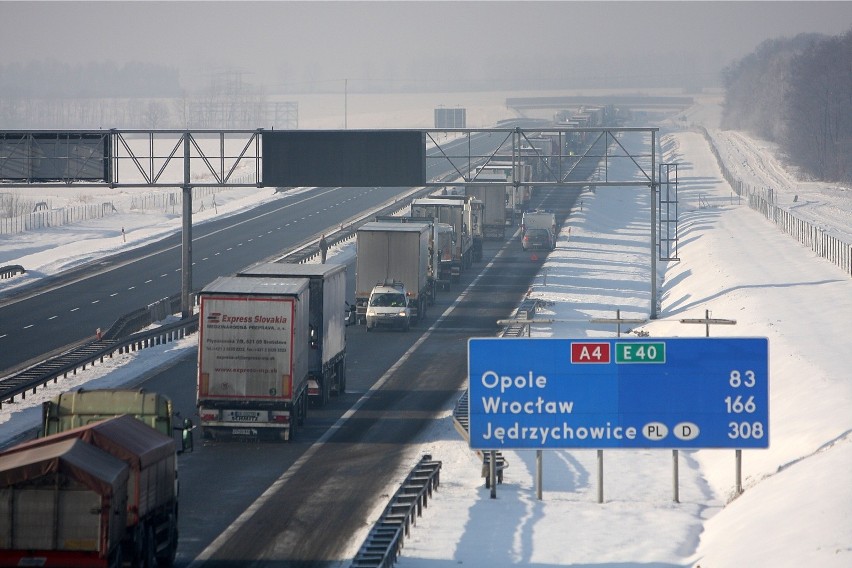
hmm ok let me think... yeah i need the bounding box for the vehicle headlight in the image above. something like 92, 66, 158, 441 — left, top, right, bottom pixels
398, 310, 407, 317
367, 309, 376, 316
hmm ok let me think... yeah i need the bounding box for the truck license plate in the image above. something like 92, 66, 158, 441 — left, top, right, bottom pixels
232, 428, 258, 436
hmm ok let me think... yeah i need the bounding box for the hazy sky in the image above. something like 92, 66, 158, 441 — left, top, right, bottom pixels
2, 1, 851, 91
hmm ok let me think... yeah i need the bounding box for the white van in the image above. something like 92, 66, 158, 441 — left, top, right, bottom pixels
365, 281, 411, 331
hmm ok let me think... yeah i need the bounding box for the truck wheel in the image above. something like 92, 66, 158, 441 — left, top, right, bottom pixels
288, 414, 297, 441
143, 525, 156, 568
109, 546, 123, 568
156, 510, 178, 567
299, 393, 307, 427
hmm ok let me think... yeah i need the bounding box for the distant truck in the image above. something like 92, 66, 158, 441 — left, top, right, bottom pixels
374, 215, 454, 291
410, 197, 474, 280
355, 221, 433, 326
1, 414, 180, 568
197, 276, 310, 441
432, 222, 455, 289
465, 177, 508, 240
433, 194, 483, 263
238, 262, 348, 406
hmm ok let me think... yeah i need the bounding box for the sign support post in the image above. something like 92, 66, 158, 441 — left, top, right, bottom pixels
673, 450, 680, 503
678, 311, 742, 493
489, 450, 497, 499
536, 450, 543, 500
597, 450, 604, 503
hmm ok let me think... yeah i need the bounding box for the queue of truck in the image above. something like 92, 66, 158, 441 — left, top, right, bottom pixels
0, 388, 190, 568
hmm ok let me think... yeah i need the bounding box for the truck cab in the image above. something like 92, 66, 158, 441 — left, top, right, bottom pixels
366, 280, 411, 331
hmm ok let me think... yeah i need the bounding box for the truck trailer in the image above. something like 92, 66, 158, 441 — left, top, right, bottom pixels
5, 414, 179, 568
238, 262, 347, 406
410, 197, 474, 280
0, 438, 129, 568
465, 177, 508, 240
197, 276, 310, 441
43, 388, 178, 438
373, 215, 454, 291
432, 194, 483, 263
355, 221, 433, 325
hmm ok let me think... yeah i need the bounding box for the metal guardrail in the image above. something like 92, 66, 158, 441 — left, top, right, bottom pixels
0, 315, 198, 410
350, 454, 442, 568
0, 264, 25, 279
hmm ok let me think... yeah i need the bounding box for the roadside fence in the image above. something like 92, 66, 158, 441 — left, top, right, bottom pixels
0, 174, 256, 235
697, 127, 852, 277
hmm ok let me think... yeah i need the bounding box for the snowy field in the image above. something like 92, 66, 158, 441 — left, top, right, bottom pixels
1, 91, 850, 567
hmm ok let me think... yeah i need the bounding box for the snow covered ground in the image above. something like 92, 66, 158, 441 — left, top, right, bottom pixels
1, 92, 850, 567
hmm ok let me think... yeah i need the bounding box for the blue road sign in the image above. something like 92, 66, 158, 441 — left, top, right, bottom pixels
468, 337, 769, 450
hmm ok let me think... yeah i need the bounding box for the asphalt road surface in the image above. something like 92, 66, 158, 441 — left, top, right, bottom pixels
133, 180, 584, 568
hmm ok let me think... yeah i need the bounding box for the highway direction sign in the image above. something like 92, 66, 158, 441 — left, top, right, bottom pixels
468, 337, 769, 450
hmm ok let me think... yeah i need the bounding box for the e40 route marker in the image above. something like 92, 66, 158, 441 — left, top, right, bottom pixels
468, 337, 769, 450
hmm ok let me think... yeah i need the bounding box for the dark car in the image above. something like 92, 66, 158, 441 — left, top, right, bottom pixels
522, 228, 554, 251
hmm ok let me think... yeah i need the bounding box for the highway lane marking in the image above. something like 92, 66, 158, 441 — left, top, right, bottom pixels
0, 187, 345, 308
189, 228, 523, 566
110, 293, 118, 297
48, 316, 57, 320
70, 307, 79, 312
23, 324, 33, 329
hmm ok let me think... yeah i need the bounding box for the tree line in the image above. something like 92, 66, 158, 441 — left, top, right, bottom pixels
722, 28, 852, 183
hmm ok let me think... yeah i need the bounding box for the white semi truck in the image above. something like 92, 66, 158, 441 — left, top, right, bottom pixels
238, 262, 347, 406
410, 197, 474, 281
197, 276, 310, 441
355, 221, 433, 327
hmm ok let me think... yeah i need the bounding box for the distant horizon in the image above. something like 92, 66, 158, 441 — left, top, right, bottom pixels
2, 2, 849, 94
